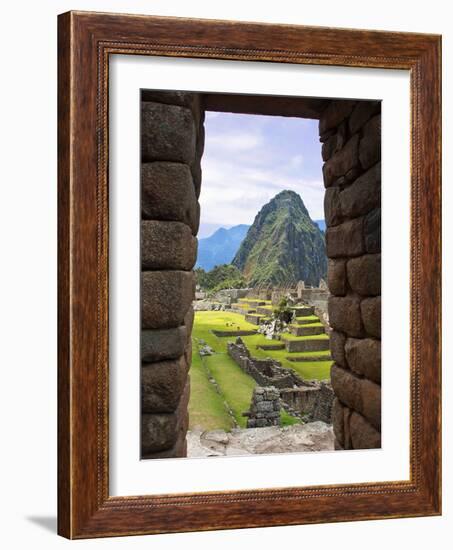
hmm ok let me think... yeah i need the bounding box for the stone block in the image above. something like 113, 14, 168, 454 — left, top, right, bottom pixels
347, 254, 381, 296
343, 405, 353, 449
364, 208, 381, 253
326, 218, 364, 258
184, 340, 193, 367
349, 412, 381, 449
332, 398, 345, 447
360, 379, 381, 430
329, 330, 347, 367
142, 271, 195, 329
327, 259, 347, 296
319, 100, 356, 136
184, 305, 195, 336
141, 101, 196, 163
323, 134, 360, 188
142, 432, 188, 459
339, 162, 381, 219
334, 439, 345, 451
328, 295, 363, 337
141, 356, 189, 413
141, 220, 197, 271
141, 382, 190, 454
359, 114, 381, 170
349, 101, 381, 135
141, 162, 199, 235
141, 90, 199, 110
191, 162, 202, 198
331, 364, 362, 412
345, 337, 381, 384
324, 187, 342, 226
321, 122, 348, 161
141, 326, 187, 363
361, 296, 381, 338
256, 401, 273, 413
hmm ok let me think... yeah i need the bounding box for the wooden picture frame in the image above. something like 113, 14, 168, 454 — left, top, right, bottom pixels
58, 10, 441, 539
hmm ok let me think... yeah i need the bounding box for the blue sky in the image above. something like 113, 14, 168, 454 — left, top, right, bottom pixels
198, 111, 324, 238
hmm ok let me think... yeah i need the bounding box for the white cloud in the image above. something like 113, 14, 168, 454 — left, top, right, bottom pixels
199, 112, 325, 230
207, 132, 263, 152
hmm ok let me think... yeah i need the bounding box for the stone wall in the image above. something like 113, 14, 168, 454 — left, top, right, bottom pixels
279, 383, 334, 423
139, 93, 381, 456
244, 387, 281, 428
140, 91, 204, 458
227, 338, 302, 389
228, 338, 334, 422
320, 99, 382, 450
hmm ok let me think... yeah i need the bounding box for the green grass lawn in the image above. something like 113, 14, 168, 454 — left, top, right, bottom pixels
188, 310, 329, 431
188, 351, 234, 431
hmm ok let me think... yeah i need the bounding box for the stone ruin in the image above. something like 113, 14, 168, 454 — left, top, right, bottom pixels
140, 91, 381, 457
243, 387, 281, 428
228, 337, 302, 389
227, 337, 334, 424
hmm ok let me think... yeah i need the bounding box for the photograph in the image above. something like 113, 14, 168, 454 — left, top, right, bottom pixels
140, 91, 382, 459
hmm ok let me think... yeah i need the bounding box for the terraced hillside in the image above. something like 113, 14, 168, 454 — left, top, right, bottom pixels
188, 309, 333, 431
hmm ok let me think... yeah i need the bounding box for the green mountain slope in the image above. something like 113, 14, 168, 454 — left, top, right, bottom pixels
232, 190, 327, 286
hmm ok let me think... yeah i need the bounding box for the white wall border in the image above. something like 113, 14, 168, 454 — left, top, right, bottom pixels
109, 55, 410, 497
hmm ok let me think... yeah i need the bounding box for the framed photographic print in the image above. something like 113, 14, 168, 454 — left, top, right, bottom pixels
58, 11, 441, 538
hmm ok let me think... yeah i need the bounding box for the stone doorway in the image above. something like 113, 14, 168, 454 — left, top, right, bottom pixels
140, 90, 381, 458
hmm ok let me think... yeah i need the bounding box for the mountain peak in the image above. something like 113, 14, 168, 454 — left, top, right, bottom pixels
232, 190, 326, 286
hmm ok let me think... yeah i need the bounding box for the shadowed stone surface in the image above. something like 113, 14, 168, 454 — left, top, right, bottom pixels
329, 330, 347, 367
321, 121, 347, 161
361, 296, 381, 338
345, 337, 381, 384
364, 208, 381, 253
141, 220, 197, 271
359, 114, 381, 170
323, 134, 360, 188
329, 295, 363, 337
331, 365, 380, 430
141, 90, 199, 110
141, 326, 187, 363
319, 100, 356, 136
184, 306, 195, 336
141, 382, 189, 454
328, 259, 347, 296
339, 162, 381, 219
332, 398, 345, 447
347, 254, 381, 296
141, 162, 199, 235
331, 364, 362, 413
142, 356, 189, 413
142, 271, 195, 329
349, 101, 381, 135
360, 379, 381, 430
350, 411, 381, 449
324, 186, 341, 226
141, 101, 196, 163
326, 218, 364, 258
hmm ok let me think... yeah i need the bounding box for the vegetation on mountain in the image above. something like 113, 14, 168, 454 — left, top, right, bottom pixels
232, 190, 327, 286
195, 264, 246, 292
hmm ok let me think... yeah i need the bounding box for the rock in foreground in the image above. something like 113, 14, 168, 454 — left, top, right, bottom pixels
187, 422, 334, 458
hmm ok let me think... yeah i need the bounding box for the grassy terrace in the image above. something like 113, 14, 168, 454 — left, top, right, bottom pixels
188, 310, 333, 431
188, 311, 300, 430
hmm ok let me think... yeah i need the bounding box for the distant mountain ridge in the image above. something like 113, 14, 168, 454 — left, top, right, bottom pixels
315, 219, 326, 232
232, 190, 327, 286
195, 224, 250, 271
